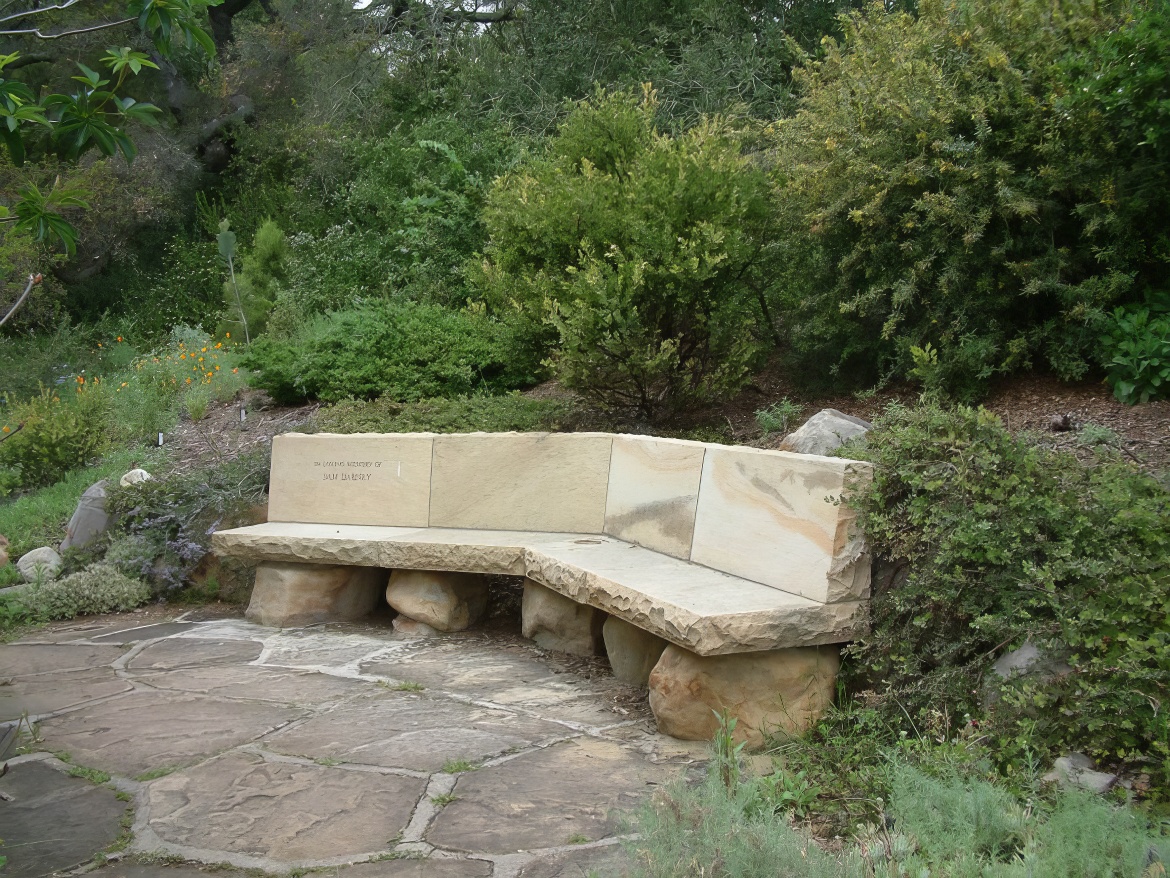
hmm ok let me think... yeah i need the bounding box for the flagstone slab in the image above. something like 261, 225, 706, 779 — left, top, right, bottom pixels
263, 692, 568, 771
127, 638, 263, 671
427, 737, 676, 854
335, 861, 491, 878
517, 844, 632, 878
92, 622, 198, 643
0, 643, 125, 677
0, 760, 128, 878
0, 668, 133, 721
39, 690, 300, 777
130, 665, 364, 706
146, 751, 426, 861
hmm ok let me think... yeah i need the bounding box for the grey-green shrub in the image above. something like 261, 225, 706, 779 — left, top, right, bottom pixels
21, 562, 151, 621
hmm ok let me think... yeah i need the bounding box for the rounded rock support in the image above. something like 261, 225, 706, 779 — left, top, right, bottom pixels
521, 578, 605, 656
246, 562, 387, 628
602, 616, 668, 686
648, 644, 840, 747
384, 569, 489, 632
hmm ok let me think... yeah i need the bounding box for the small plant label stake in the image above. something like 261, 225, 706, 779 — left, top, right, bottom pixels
157, 432, 164, 447
240, 407, 246, 424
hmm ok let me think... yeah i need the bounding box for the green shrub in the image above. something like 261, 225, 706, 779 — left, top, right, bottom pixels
479, 87, 777, 419
0, 386, 110, 494
19, 562, 151, 621
770, 0, 1168, 398
218, 219, 288, 341
844, 403, 1170, 785
1101, 305, 1170, 404
243, 302, 543, 404
315, 393, 577, 434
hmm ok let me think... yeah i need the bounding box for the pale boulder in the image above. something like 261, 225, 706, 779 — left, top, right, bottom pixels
118, 468, 153, 487
392, 616, 440, 637
603, 616, 667, 686
777, 409, 871, 456
18, 546, 63, 583
648, 644, 839, 747
385, 570, 489, 632
246, 562, 386, 627
522, 579, 604, 656
0, 534, 8, 567
59, 480, 111, 552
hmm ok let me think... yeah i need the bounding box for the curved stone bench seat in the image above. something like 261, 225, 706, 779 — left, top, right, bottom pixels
211, 431, 872, 745
213, 522, 866, 656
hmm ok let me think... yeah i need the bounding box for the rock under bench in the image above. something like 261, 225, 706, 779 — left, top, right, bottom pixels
212, 431, 872, 745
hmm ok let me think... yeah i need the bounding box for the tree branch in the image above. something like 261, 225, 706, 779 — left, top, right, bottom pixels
0, 273, 41, 330
0, 0, 85, 26
0, 16, 134, 39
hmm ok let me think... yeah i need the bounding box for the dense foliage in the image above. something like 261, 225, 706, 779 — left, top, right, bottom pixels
480, 88, 777, 417
846, 404, 1170, 783
770, 0, 1170, 398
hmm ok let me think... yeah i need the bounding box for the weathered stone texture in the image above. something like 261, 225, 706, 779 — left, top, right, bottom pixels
385, 569, 489, 632
603, 436, 704, 559
648, 644, 840, 747
246, 562, 386, 627
522, 579, 604, 656
267, 433, 435, 527
17, 546, 62, 582
777, 409, 872, 456
602, 615, 667, 687
429, 432, 612, 533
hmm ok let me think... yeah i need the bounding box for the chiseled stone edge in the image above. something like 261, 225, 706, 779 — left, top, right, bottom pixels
212, 530, 865, 655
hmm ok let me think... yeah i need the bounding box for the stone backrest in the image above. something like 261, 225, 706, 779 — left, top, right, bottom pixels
266, 432, 871, 605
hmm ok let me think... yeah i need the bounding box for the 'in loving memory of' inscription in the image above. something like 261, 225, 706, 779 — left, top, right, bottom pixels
313, 459, 402, 481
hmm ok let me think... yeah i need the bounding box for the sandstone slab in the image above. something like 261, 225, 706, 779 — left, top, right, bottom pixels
603, 436, 704, 559
17, 545, 62, 582
0, 642, 125, 676
602, 616, 667, 687
267, 433, 436, 527
128, 664, 364, 706
690, 446, 870, 603
517, 843, 632, 878
335, 861, 491, 878
0, 668, 133, 721
92, 621, 198, 643
0, 760, 128, 878
147, 751, 425, 861
127, 636, 262, 670
429, 433, 612, 533
39, 690, 300, 776
427, 737, 676, 854
216, 524, 867, 654
264, 692, 566, 771
246, 561, 386, 627
522, 579, 604, 656
385, 570, 489, 632
648, 644, 840, 747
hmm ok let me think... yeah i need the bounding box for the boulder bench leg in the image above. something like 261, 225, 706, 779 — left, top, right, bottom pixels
246, 562, 387, 628
648, 644, 840, 748
385, 570, 490, 632
521, 579, 605, 656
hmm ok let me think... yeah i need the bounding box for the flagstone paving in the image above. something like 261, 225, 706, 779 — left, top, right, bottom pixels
0, 607, 707, 878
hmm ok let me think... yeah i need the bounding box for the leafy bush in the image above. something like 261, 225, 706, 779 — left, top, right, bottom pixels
219, 219, 288, 341
845, 403, 1170, 784
771, 0, 1169, 398
243, 301, 543, 404
1101, 306, 1170, 404
0, 386, 110, 494
18, 562, 151, 621
105, 449, 270, 593
315, 393, 577, 434
479, 87, 777, 419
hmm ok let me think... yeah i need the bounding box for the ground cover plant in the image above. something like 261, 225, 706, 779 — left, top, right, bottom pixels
841, 402, 1170, 788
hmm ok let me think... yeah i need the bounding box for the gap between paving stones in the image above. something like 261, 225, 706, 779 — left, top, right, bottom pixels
3, 611, 699, 877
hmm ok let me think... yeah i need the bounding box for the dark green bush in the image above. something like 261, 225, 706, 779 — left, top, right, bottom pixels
771, 0, 1170, 398
480, 87, 777, 419
1101, 305, 1170, 404
845, 403, 1170, 785
242, 301, 543, 404
315, 393, 577, 434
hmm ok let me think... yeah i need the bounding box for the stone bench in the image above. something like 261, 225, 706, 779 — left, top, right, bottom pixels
212, 432, 872, 744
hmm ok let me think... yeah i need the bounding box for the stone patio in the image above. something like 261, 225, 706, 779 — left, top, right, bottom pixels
1, 605, 706, 878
